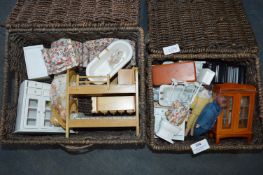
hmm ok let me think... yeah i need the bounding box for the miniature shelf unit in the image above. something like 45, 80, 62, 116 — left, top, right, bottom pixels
211, 83, 256, 144
63, 68, 140, 138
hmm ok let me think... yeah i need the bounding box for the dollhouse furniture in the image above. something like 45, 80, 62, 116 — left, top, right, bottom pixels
152, 61, 196, 86
62, 68, 139, 138
86, 40, 133, 83
15, 80, 65, 133
211, 83, 256, 144
91, 96, 136, 114
23, 45, 49, 80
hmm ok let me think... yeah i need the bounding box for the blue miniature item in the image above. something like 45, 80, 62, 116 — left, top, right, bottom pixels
193, 96, 226, 140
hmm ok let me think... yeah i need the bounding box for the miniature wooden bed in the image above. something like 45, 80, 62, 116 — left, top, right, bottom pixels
64, 68, 139, 138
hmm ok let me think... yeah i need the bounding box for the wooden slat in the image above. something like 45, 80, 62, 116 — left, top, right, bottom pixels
68, 85, 136, 94
68, 118, 138, 128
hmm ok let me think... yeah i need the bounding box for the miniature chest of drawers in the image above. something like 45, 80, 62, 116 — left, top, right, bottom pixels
211, 83, 256, 144
15, 80, 65, 133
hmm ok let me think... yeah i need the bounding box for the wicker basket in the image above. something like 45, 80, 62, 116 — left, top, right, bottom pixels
146, 0, 263, 152
0, 0, 146, 150
146, 53, 263, 152
148, 0, 258, 54
0, 27, 145, 147
6, 0, 140, 29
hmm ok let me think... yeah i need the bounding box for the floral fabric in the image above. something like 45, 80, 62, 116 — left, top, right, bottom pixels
43, 38, 136, 74
82, 38, 115, 67
82, 38, 136, 67
50, 74, 67, 120
165, 100, 189, 126
42, 38, 83, 75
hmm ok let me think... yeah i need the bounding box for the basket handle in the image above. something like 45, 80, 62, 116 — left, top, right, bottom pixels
60, 144, 93, 154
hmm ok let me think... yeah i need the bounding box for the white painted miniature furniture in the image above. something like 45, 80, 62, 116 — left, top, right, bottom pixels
86, 40, 133, 84
23, 45, 49, 79
15, 80, 65, 133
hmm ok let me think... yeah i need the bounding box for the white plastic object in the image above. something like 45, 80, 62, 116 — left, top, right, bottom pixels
162, 61, 174, 64
197, 68, 215, 85
195, 61, 206, 77
188, 68, 215, 105
86, 40, 133, 84
23, 45, 49, 80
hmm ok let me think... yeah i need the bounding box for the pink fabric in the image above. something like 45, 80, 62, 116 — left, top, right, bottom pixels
50, 74, 67, 120
42, 39, 83, 75
43, 38, 136, 75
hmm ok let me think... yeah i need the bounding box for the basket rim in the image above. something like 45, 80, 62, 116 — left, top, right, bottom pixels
146, 53, 263, 152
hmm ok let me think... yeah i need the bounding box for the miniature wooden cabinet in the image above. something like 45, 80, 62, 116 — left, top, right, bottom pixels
211, 83, 256, 144
15, 80, 65, 133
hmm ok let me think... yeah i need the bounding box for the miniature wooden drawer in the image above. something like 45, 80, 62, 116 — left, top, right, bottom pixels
92, 96, 136, 114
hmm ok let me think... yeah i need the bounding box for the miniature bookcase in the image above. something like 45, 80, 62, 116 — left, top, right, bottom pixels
64, 68, 140, 138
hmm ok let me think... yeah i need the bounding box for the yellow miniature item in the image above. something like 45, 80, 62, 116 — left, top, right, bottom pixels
185, 88, 212, 136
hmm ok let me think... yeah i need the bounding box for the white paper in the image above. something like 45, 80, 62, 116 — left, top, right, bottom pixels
190, 139, 210, 154
23, 45, 49, 80
154, 106, 168, 133
172, 121, 185, 141
163, 44, 180, 55
156, 120, 181, 144
195, 61, 206, 77
197, 69, 215, 85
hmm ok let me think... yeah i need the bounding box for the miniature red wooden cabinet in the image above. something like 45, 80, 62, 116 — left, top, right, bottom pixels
211, 83, 256, 144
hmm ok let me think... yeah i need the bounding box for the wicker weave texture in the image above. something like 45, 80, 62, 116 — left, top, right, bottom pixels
6, 0, 140, 28
146, 54, 263, 152
0, 27, 146, 146
148, 0, 258, 54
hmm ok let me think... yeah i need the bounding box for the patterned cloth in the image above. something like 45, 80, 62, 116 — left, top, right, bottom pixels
165, 100, 188, 126
82, 38, 116, 67
43, 38, 136, 75
82, 38, 136, 67
42, 39, 83, 75
50, 74, 67, 120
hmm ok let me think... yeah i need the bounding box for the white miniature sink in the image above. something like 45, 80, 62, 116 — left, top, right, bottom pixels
86, 40, 133, 84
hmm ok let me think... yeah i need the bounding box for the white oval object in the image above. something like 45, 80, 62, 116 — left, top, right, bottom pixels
86, 40, 133, 84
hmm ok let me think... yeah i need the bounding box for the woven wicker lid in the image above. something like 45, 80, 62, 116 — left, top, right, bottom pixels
148, 0, 258, 55
5, 0, 140, 29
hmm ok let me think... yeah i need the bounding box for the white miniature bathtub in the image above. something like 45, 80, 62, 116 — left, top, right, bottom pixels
86, 40, 133, 84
